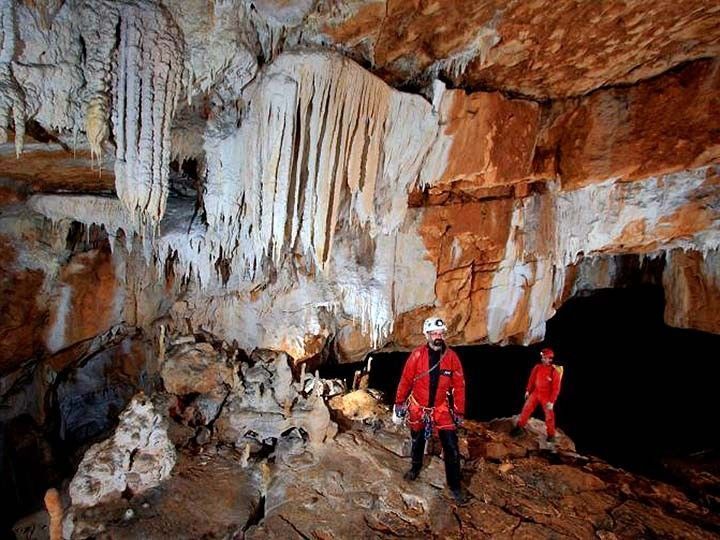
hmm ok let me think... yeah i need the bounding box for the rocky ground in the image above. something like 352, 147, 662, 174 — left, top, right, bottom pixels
13, 386, 720, 540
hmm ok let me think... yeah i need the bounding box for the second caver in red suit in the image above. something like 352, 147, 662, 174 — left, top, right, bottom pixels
516, 347, 563, 440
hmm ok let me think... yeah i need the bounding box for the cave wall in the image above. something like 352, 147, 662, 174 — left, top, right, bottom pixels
0, 0, 718, 372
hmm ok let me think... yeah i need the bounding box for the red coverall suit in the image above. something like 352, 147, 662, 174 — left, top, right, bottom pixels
395, 344, 465, 491
517, 363, 562, 437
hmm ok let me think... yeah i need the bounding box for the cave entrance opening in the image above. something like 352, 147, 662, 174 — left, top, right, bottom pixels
359, 283, 720, 481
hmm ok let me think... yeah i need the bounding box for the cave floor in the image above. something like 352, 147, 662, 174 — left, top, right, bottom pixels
56, 418, 720, 540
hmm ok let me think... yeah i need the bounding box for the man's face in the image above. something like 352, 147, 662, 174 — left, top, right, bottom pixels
427, 330, 446, 349
541, 353, 552, 365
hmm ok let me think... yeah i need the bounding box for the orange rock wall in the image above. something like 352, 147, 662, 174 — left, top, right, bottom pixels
0, 237, 48, 373
663, 248, 720, 334
535, 59, 720, 189
317, 0, 720, 99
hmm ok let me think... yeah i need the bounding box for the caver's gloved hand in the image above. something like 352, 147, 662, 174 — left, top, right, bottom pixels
392, 403, 407, 424
545, 402, 554, 411
453, 414, 464, 427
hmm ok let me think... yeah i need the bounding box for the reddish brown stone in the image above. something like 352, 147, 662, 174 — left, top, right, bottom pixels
535, 59, 720, 189
663, 248, 720, 334
47, 247, 120, 351
0, 141, 114, 193
437, 89, 540, 189
411, 197, 514, 344
316, 0, 720, 99
0, 236, 48, 374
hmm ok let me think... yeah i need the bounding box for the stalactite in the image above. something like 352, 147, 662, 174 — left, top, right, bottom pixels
111, 1, 184, 225
79, 1, 119, 164
0, 0, 26, 156
204, 52, 442, 282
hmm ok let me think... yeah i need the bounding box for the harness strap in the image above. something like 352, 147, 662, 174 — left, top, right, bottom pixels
408, 393, 435, 411
412, 357, 443, 383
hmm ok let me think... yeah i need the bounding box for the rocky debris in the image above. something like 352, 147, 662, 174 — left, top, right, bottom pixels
20, 396, 720, 539
329, 389, 386, 426
12, 509, 50, 540
215, 349, 337, 452
67, 393, 176, 508
65, 447, 263, 540
160, 339, 235, 428
246, 416, 720, 539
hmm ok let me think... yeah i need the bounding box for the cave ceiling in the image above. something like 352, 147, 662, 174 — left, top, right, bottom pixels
0, 0, 719, 373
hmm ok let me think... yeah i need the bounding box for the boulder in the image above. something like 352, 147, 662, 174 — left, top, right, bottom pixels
68, 394, 176, 507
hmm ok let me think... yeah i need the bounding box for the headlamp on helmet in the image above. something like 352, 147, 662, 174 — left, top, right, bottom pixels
423, 316, 447, 335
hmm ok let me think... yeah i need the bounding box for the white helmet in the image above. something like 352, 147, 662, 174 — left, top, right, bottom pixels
423, 316, 447, 335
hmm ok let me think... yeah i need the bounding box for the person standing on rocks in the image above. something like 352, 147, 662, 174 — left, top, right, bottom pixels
511, 347, 563, 443
393, 316, 468, 504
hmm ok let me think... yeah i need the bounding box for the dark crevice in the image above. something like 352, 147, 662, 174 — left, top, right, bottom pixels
278, 514, 310, 539
24, 119, 71, 152
242, 494, 267, 533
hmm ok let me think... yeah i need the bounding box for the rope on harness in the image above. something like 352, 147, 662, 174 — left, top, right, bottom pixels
409, 394, 435, 440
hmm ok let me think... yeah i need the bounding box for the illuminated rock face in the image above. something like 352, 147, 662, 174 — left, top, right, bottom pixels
0, 0, 719, 368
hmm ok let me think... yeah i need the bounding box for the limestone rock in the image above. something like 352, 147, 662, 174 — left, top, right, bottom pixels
160, 341, 234, 396
56, 336, 151, 444
535, 58, 720, 190
65, 449, 263, 540
0, 235, 47, 374
68, 394, 176, 508
308, 0, 720, 99
328, 389, 383, 424
215, 350, 336, 447
2, 0, 719, 368
664, 247, 720, 333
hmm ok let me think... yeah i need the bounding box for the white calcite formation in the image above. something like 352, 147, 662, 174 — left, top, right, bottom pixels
68, 393, 176, 507
2, 0, 719, 363
486, 167, 720, 344
215, 349, 336, 447
203, 51, 446, 279
27, 163, 720, 353
111, 2, 184, 225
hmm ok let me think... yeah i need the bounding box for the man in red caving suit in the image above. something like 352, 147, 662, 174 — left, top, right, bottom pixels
393, 316, 468, 504
511, 347, 563, 443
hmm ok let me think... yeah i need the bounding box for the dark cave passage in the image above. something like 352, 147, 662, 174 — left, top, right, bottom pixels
361, 284, 720, 479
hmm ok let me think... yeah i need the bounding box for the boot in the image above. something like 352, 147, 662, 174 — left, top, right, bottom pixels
403, 467, 420, 481
450, 488, 470, 506
510, 425, 524, 438
404, 429, 425, 481
546, 434, 557, 443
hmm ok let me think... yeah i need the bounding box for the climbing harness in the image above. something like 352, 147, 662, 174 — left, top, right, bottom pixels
408, 394, 435, 440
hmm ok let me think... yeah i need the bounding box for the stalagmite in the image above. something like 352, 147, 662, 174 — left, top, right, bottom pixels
43, 488, 63, 540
